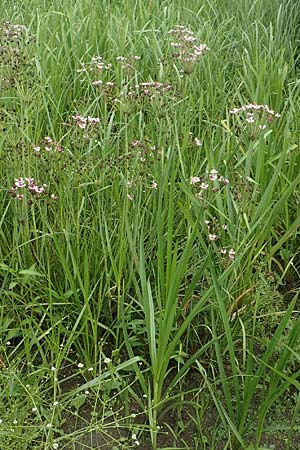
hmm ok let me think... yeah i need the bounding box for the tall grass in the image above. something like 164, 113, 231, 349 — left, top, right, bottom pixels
0, 0, 300, 449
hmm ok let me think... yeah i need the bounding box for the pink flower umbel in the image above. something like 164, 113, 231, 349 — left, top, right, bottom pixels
190, 176, 201, 185
9, 177, 57, 203
168, 25, 209, 73
72, 114, 100, 130
229, 103, 281, 133
14, 177, 26, 188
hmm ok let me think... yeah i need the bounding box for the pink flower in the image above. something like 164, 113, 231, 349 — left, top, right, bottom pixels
246, 114, 255, 123
218, 176, 229, 185
190, 176, 200, 184
193, 137, 202, 146
72, 114, 100, 129
92, 80, 103, 86
209, 169, 218, 181
228, 248, 235, 260
15, 178, 26, 188
29, 185, 45, 194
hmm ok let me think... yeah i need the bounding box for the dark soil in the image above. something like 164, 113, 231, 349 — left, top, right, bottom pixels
58, 365, 300, 450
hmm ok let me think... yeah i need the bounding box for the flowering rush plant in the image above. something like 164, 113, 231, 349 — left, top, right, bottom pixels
168, 25, 209, 74
9, 177, 57, 202
229, 103, 281, 133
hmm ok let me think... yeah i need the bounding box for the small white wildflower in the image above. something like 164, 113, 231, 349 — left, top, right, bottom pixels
77, 363, 84, 369
104, 357, 111, 364
88, 367, 93, 371
46, 423, 52, 428
53, 401, 58, 406
13, 419, 18, 424
84, 390, 90, 395
32, 407, 38, 412
209, 234, 217, 241
51, 366, 56, 372
132, 433, 137, 440
53, 443, 59, 450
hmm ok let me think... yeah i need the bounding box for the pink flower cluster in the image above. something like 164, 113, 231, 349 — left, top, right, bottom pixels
0, 22, 29, 40
72, 114, 100, 129
91, 80, 117, 101
32, 136, 63, 154
77, 56, 112, 74
116, 55, 140, 70
229, 103, 281, 129
190, 169, 229, 188
129, 140, 161, 162
168, 25, 209, 64
9, 177, 48, 200
92, 80, 115, 87
221, 248, 235, 260
204, 218, 236, 261
127, 82, 174, 100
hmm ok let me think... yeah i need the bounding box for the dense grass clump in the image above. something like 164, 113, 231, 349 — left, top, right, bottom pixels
0, 1, 300, 449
